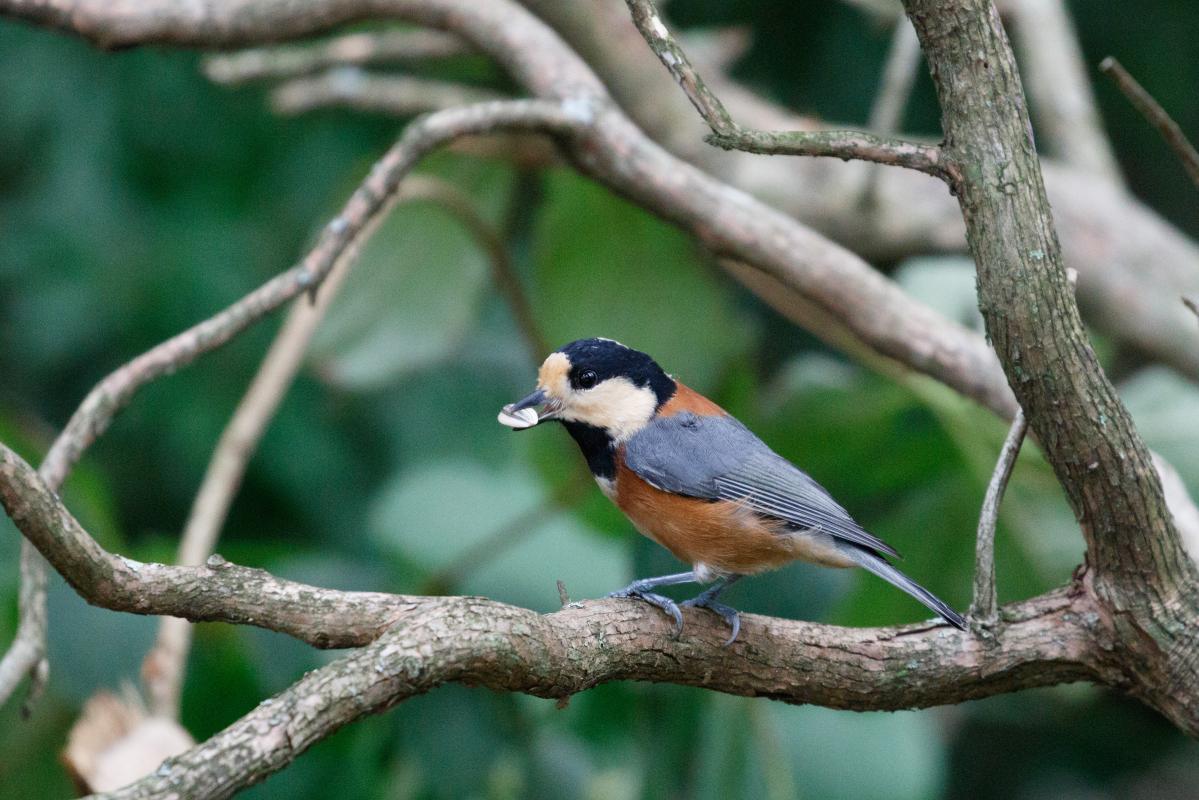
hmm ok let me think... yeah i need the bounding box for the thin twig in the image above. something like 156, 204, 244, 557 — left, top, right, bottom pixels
1100, 57, 1199, 190
0, 542, 48, 714
970, 408, 1028, 625
623, 0, 951, 180
204, 29, 471, 85
1184, 296, 1199, 322
271, 70, 508, 117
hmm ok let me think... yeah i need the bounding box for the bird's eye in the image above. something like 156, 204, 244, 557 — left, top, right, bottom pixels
577, 369, 599, 389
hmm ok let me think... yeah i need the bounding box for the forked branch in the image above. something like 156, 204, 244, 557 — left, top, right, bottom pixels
622, 0, 952, 180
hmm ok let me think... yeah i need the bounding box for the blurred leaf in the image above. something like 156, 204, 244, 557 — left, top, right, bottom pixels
692, 694, 760, 800
767, 704, 948, 800
46, 573, 158, 705
532, 170, 752, 392
1122, 366, 1199, 496
368, 459, 626, 610
895, 255, 983, 332
312, 157, 515, 389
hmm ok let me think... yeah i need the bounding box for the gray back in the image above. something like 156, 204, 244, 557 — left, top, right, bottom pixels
623, 412, 899, 558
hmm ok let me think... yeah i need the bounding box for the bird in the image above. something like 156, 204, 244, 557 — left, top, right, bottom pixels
497, 338, 966, 644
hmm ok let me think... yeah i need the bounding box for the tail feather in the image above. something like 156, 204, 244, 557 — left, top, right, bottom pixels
843, 545, 967, 630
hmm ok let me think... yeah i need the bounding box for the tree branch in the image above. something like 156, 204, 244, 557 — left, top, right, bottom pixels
1099, 57, 1199, 190
1008, 0, 1122, 184
622, 0, 951, 180
970, 408, 1028, 625
0, 542, 48, 714
0, 440, 1119, 799
271, 70, 507, 117
522, 0, 1199, 384
903, 0, 1199, 732
204, 28, 470, 85
34, 99, 577, 504
96, 585, 1111, 800
143, 172, 551, 710
141, 169, 407, 719
2, 1, 1199, 787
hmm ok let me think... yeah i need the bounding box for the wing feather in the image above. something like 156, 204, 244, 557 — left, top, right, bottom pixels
624, 412, 900, 559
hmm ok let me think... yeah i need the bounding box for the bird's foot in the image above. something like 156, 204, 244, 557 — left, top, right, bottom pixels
681, 593, 741, 646
606, 583, 685, 639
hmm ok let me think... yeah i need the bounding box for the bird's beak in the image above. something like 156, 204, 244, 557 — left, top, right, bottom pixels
497, 388, 560, 430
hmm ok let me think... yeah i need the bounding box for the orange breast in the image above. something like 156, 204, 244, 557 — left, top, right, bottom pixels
613, 459, 796, 575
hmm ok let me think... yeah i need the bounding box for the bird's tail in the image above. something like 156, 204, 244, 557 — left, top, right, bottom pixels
842, 545, 967, 630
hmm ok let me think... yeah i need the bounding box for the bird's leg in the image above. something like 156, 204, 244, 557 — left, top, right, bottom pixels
681, 575, 744, 646
605, 571, 697, 638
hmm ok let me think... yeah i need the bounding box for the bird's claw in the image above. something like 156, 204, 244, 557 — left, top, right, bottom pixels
681, 596, 741, 646
606, 586, 685, 638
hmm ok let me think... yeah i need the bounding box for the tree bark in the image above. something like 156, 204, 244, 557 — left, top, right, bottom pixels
903, 0, 1199, 734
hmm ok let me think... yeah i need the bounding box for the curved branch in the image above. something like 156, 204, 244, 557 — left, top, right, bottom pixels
36, 99, 577, 497
99, 585, 1111, 800
143, 165, 412, 719
0, 542, 48, 713
970, 408, 1028, 624
0, 441, 1119, 800
520, 0, 1199, 383
0, 443, 409, 648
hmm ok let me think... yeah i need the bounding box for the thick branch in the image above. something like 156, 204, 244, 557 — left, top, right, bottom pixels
0, 444, 409, 648
0, 441, 1118, 799
99, 585, 1110, 800
903, 0, 1199, 731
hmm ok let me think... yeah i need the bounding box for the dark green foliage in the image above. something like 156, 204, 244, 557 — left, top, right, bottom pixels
1, 2, 1198, 797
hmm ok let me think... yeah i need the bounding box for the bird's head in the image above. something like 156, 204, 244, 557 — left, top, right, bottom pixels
498, 338, 676, 441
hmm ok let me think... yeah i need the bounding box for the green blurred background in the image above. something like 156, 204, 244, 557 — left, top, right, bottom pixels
2, 1, 1199, 797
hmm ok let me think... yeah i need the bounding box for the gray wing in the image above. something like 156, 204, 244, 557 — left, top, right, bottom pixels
623, 412, 900, 559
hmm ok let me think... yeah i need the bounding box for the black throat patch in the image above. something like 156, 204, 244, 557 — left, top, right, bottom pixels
561, 421, 616, 480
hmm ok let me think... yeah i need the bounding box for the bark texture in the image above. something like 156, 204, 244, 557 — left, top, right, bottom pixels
903, 0, 1199, 733
0, 0, 1198, 797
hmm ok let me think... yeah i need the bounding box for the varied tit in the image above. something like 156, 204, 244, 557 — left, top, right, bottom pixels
498, 338, 966, 644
